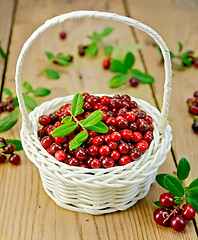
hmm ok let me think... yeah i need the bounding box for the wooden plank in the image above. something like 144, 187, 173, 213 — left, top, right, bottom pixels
125, 0, 198, 226
0, 0, 16, 89
1, 0, 197, 239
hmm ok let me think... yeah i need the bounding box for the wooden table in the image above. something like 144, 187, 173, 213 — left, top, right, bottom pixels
0, 0, 197, 239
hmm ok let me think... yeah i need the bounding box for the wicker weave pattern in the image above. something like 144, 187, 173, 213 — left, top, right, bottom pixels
16, 11, 172, 214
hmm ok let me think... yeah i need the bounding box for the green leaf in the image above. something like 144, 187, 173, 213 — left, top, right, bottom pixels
71, 93, 84, 116
189, 187, 198, 194
100, 27, 114, 37
0, 142, 5, 148
86, 42, 98, 56
124, 44, 142, 51
23, 94, 37, 111
110, 59, 127, 73
45, 69, 60, 79
179, 56, 193, 66
174, 197, 183, 205
172, 61, 186, 71
124, 52, 135, 69
61, 116, 72, 124
109, 73, 127, 88
52, 122, 77, 137
178, 41, 183, 52
6, 139, 23, 151
189, 178, 198, 194
156, 46, 163, 58
34, 88, 51, 97
69, 131, 89, 150
131, 69, 155, 84
23, 81, 33, 92
154, 201, 164, 208
53, 55, 70, 66
81, 110, 103, 128
156, 174, 169, 190
87, 32, 101, 42
13, 97, 19, 107
164, 175, 184, 197
45, 51, 54, 60
0, 46, 7, 59
3, 88, 12, 97
104, 45, 114, 57
186, 191, 198, 212
85, 121, 109, 133
111, 46, 123, 59
0, 109, 19, 132
177, 157, 191, 180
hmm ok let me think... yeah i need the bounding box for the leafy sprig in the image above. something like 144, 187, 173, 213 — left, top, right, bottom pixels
52, 93, 108, 149
0, 109, 19, 133
0, 42, 7, 60
155, 158, 198, 212
38, 52, 72, 79
109, 52, 155, 88
86, 27, 114, 56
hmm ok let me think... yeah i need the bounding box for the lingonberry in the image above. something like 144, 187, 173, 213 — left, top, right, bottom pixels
193, 59, 198, 68
121, 94, 131, 102
119, 155, 131, 166
129, 122, 138, 131
99, 145, 110, 156
194, 90, 198, 98
5, 104, 15, 112
82, 92, 90, 101
6, 96, 13, 104
189, 105, 198, 115
49, 113, 59, 123
124, 112, 135, 123
50, 142, 63, 154
116, 117, 128, 129
122, 101, 130, 109
104, 135, 111, 144
75, 148, 87, 161
144, 115, 153, 124
131, 132, 142, 142
129, 101, 138, 109
41, 136, 53, 149
101, 111, 108, 121
68, 157, 79, 166
129, 78, 139, 87
93, 136, 104, 146
79, 163, 88, 168
136, 119, 148, 132
46, 147, 54, 155
181, 204, 195, 221
102, 58, 111, 69
0, 154, 6, 163
143, 133, 153, 144
116, 108, 128, 117
170, 216, 186, 232
91, 158, 101, 168
136, 140, 149, 153
0, 137, 7, 145
59, 31, 67, 39
129, 148, 142, 161
110, 132, 122, 141
39, 115, 51, 126
110, 150, 120, 161
38, 128, 46, 138
88, 145, 99, 156
54, 121, 62, 128
108, 141, 118, 150
9, 154, 20, 165
105, 117, 117, 126
113, 94, 121, 99
100, 96, 111, 105
159, 193, 175, 208
55, 150, 66, 161
120, 129, 133, 141
153, 208, 170, 226
107, 126, 116, 134
192, 120, 198, 133
3, 143, 15, 154
118, 143, 130, 154
114, 99, 122, 108
102, 157, 115, 168
54, 136, 67, 144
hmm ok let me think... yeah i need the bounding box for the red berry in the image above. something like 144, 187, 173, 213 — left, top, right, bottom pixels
75, 148, 87, 161
50, 142, 63, 154
59, 31, 67, 39
102, 111, 108, 121
102, 157, 114, 168
118, 143, 130, 154
110, 150, 120, 161
181, 204, 195, 221
189, 105, 198, 115
54, 136, 67, 144
93, 136, 103, 146
107, 126, 116, 134
136, 119, 148, 132
143, 133, 153, 144
55, 150, 66, 161
121, 94, 131, 102
130, 101, 138, 109
119, 155, 131, 166
39, 115, 51, 126
130, 78, 139, 87
88, 145, 99, 156
124, 112, 135, 123
41, 136, 53, 149
38, 128, 46, 138
193, 58, 198, 68
136, 140, 149, 153
79, 163, 88, 168
9, 154, 20, 165
102, 58, 111, 69
68, 157, 79, 166
129, 148, 142, 161
105, 117, 117, 126
110, 132, 122, 141
49, 113, 59, 123
91, 158, 101, 168
153, 208, 170, 226
100, 96, 111, 105
194, 90, 198, 98
108, 141, 118, 150
159, 193, 175, 208
170, 216, 186, 232
129, 122, 138, 131
120, 129, 132, 141
131, 132, 142, 142
116, 117, 128, 129
99, 145, 110, 156
46, 147, 54, 156
54, 121, 62, 128
0, 154, 6, 163
104, 135, 111, 144
145, 115, 153, 124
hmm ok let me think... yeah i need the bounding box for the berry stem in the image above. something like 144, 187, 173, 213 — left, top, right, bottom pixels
37, 58, 54, 76
68, 110, 87, 132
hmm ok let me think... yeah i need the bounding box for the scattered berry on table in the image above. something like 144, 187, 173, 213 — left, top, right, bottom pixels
102, 58, 111, 69
59, 31, 67, 39
186, 90, 198, 134
129, 78, 139, 87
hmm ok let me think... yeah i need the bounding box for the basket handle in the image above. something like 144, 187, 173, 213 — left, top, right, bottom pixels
15, 10, 172, 133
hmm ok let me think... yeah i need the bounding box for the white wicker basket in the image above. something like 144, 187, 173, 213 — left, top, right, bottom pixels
15, 11, 172, 215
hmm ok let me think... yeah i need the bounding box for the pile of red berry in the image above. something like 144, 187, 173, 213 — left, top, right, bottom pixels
0, 96, 15, 114
154, 192, 195, 232
0, 137, 20, 165
38, 93, 154, 168
186, 90, 198, 133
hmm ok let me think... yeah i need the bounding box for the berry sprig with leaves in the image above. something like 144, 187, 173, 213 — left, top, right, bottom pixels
38, 52, 73, 79
156, 41, 198, 71
52, 93, 108, 149
155, 158, 198, 211
109, 52, 155, 88
0, 41, 7, 60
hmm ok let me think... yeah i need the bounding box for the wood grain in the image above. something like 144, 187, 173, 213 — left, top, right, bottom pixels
0, 0, 197, 239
